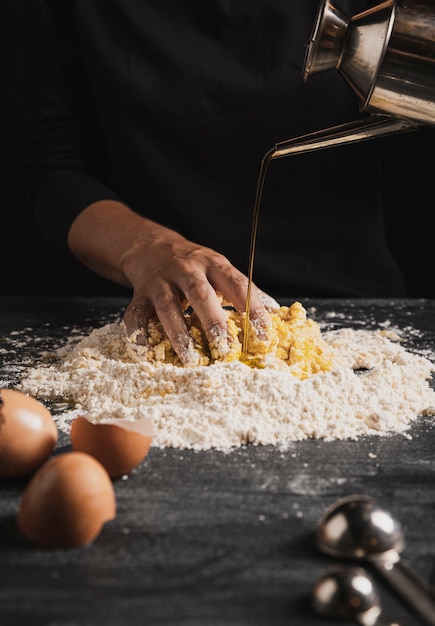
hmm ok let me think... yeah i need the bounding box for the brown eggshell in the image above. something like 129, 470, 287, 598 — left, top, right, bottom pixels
17, 451, 116, 548
0, 388, 58, 478
70, 415, 153, 478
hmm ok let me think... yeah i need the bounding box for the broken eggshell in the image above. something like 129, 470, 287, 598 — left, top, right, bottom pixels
70, 414, 153, 478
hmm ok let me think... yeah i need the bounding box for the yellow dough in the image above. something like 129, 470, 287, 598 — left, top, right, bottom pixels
127, 299, 334, 380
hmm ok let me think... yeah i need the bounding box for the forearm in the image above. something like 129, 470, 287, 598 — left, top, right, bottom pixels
67, 199, 184, 289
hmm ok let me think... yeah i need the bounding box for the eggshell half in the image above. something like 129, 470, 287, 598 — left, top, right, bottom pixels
17, 451, 116, 548
70, 415, 153, 478
0, 388, 58, 478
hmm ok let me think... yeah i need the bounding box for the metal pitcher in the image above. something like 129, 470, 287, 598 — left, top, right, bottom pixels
268, 0, 435, 162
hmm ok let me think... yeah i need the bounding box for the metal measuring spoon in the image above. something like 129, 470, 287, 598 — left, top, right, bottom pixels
312, 564, 400, 626
316, 494, 435, 626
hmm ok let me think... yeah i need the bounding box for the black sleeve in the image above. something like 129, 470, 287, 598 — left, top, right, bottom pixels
9, 0, 122, 251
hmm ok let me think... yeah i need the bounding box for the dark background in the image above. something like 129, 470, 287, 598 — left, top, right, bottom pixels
2, 4, 433, 298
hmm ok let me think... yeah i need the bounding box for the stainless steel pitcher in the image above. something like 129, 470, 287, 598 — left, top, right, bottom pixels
269, 0, 435, 161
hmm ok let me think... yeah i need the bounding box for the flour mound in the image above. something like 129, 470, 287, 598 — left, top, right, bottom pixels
17, 322, 435, 451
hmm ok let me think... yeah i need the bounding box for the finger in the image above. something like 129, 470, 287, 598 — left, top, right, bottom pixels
242, 285, 271, 342
123, 297, 154, 346
257, 289, 281, 311
153, 290, 203, 366
208, 265, 271, 340
181, 273, 234, 357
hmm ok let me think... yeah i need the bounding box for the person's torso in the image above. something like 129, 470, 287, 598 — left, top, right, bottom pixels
67, 0, 404, 297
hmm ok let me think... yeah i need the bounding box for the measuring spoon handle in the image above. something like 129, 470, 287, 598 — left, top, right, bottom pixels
375, 560, 435, 626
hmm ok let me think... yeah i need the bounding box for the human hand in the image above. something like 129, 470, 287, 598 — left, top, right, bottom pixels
122, 226, 279, 366
68, 200, 279, 366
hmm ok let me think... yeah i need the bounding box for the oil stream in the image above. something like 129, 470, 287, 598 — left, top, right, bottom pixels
240, 115, 412, 357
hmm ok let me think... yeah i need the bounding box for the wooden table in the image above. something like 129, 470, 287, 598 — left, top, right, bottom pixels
1, 297, 434, 626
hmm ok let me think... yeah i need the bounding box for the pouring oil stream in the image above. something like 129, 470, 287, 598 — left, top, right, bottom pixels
241, 115, 415, 357
242, 147, 274, 355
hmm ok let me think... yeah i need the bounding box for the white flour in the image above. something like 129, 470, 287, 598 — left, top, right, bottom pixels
17, 319, 435, 451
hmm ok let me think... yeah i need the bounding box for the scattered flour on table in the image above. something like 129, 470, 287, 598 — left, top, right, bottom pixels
17, 320, 435, 451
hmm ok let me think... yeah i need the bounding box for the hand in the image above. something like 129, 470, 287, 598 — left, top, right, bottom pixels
122, 227, 279, 365
68, 200, 279, 365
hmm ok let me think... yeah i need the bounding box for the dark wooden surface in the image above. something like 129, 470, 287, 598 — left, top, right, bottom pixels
1, 297, 435, 626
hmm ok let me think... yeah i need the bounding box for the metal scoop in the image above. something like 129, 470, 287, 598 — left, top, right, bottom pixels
312, 564, 400, 626
317, 494, 435, 625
